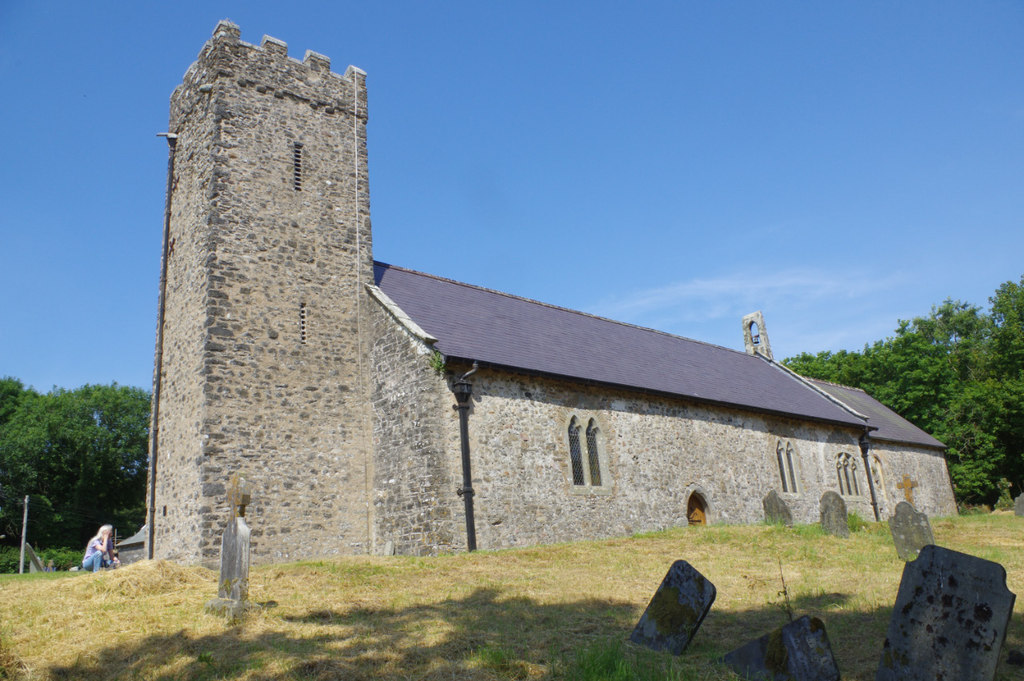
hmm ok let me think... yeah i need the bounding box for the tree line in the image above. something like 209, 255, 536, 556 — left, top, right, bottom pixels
0, 380, 150, 552
785, 275, 1024, 506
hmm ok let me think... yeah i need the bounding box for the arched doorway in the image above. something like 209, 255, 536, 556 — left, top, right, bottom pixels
687, 492, 708, 526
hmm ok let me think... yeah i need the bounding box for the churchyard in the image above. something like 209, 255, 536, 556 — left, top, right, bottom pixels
1, 513, 1021, 681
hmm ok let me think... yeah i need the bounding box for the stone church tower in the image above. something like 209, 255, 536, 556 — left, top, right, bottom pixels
148, 21, 375, 565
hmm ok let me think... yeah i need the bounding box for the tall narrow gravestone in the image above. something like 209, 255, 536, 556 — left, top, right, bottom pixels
629, 560, 716, 655
819, 491, 849, 539
205, 475, 255, 620
763, 490, 794, 527
1014, 493, 1024, 517
722, 615, 841, 681
876, 545, 1016, 681
887, 501, 934, 561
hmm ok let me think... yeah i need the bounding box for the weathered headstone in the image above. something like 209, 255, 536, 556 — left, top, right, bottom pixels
876, 544, 1016, 681
1014, 493, 1024, 517
888, 501, 934, 561
819, 491, 849, 539
205, 474, 256, 620
764, 490, 794, 527
722, 615, 840, 681
629, 560, 716, 655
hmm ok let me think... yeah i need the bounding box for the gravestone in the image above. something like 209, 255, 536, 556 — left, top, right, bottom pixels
629, 560, 716, 655
876, 544, 1016, 681
205, 474, 256, 620
887, 501, 934, 561
722, 615, 840, 681
763, 490, 794, 527
819, 491, 849, 538
1014, 493, 1024, 517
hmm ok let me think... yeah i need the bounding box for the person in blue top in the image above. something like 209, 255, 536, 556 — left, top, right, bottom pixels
81, 524, 112, 572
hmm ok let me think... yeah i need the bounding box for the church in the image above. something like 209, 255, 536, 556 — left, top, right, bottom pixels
146, 22, 956, 565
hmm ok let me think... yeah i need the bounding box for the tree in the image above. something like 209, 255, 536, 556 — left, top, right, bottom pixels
783, 278, 1024, 505
0, 380, 151, 550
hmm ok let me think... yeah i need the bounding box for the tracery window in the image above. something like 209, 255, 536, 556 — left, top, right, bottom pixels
586, 419, 602, 487
776, 440, 798, 494
568, 417, 585, 485
567, 415, 608, 489
836, 452, 860, 496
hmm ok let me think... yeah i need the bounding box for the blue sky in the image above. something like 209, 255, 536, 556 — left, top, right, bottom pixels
1, 1, 1022, 392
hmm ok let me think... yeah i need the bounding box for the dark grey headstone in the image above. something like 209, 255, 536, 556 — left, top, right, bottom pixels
887, 501, 934, 561
764, 490, 794, 527
876, 545, 1016, 681
819, 491, 849, 538
1014, 493, 1024, 517
629, 560, 716, 655
722, 615, 840, 681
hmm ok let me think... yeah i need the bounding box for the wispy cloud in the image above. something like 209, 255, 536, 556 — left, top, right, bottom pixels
594, 267, 910, 324
587, 267, 914, 357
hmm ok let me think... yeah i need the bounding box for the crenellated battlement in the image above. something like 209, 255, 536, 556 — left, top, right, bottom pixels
175, 20, 367, 122
153, 20, 376, 566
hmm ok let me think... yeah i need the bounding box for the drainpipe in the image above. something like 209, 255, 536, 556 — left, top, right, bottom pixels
859, 432, 880, 521
148, 132, 178, 558
452, 362, 479, 552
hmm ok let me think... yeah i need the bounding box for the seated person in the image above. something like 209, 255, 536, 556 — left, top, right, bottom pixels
81, 524, 113, 572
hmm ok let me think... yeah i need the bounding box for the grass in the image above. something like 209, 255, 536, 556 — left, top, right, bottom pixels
0, 514, 1021, 680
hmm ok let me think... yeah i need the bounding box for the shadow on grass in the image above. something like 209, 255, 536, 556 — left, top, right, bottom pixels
41, 585, 1024, 681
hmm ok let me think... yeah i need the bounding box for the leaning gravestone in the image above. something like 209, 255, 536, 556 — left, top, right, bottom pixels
1015, 493, 1024, 517
722, 615, 840, 681
763, 490, 794, 527
876, 544, 1016, 681
819, 491, 849, 539
887, 501, 934, 561
205, 474, 256, 620
629, 560, 716, 655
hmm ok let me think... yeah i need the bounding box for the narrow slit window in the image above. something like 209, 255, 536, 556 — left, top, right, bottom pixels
568, 418, 584, 485
292, 142, 303, 191
776, 441, 789, 493
585, 419, 602, 486
776, 440, 798, 494
785, 442, 797, 492
299, 302, 307, 344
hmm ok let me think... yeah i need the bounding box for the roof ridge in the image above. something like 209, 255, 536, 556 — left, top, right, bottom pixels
805, 376, 870, 395
374, 260, 752, 357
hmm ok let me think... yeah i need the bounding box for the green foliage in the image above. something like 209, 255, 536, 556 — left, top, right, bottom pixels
784, 275, 1024, 506
846, 511, 869, 533
0, 546, 81, 573
428, 350, 446, 375
555, 638, 685, 681
0, 379, 150, 551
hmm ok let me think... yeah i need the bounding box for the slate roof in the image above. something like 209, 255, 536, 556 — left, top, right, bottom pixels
373, 262, 939, 447
806, 379, 945, 449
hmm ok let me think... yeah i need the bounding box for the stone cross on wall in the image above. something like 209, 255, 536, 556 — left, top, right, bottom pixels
227, 474, 252, 518
896, 475, 918, 505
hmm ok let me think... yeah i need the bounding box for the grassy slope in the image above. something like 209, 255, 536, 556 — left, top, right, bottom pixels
0, 514, 1021, 681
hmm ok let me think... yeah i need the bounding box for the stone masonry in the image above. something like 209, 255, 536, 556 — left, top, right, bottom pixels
149, 23, 957, 563
149, 21, 374, 565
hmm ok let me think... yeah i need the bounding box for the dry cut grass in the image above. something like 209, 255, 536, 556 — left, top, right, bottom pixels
0, 514, 1021, 681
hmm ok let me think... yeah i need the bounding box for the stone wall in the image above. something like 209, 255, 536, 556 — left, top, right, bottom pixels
368, 299, 461, 555
868, 440, 956, 518
396, 364, 956, 551
150, 21, 375, 566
